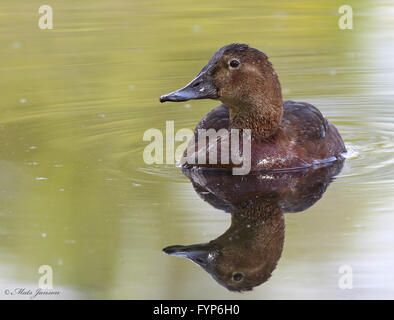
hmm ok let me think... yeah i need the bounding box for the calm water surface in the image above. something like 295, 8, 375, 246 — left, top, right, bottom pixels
0, 0, 393, 299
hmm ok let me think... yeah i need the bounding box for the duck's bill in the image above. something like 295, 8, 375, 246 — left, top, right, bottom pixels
160, 71, 218, 103
162, 243, 213, 267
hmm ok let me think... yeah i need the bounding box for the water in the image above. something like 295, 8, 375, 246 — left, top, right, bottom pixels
0, 0, 393, 299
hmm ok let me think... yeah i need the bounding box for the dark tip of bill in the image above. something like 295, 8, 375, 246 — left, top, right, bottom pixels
162, 245, 183, 255
162, 246, 173, 254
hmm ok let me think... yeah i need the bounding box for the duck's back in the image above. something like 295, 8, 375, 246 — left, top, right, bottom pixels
183, 101, 346, 171
274, 100, 346, 169
282, 100, 328, 142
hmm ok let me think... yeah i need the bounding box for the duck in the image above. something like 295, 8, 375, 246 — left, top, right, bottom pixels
160, 43, 346, 172
164, 205, 285, 292
163, 161, 344, 291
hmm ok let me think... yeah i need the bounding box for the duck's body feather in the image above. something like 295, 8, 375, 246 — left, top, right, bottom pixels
184, 100, 346, 171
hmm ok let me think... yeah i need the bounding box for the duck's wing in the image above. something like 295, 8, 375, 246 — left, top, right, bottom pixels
282, 100, 328, 142
195, 104, 230, 132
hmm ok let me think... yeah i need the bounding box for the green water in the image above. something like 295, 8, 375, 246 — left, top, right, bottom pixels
0, 0, 394, 299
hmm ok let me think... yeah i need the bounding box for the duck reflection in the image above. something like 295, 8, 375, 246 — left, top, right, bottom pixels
163, 161, 344, 291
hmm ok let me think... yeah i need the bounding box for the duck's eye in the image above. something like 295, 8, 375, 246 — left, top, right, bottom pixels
232, 272, 244, 281
229, 59, 240, 68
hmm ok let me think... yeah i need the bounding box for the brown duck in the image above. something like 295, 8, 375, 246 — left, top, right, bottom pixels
163, 161, 344, 291
160, 44, 346, 171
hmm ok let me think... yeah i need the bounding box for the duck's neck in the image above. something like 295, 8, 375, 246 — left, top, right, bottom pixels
214, 199, 284, 245
228, 99, 283, 139
225, 69, 284, 139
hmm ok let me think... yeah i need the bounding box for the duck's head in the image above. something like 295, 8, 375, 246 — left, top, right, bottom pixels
160, 43, 282, 113
163, 204, 285, 292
